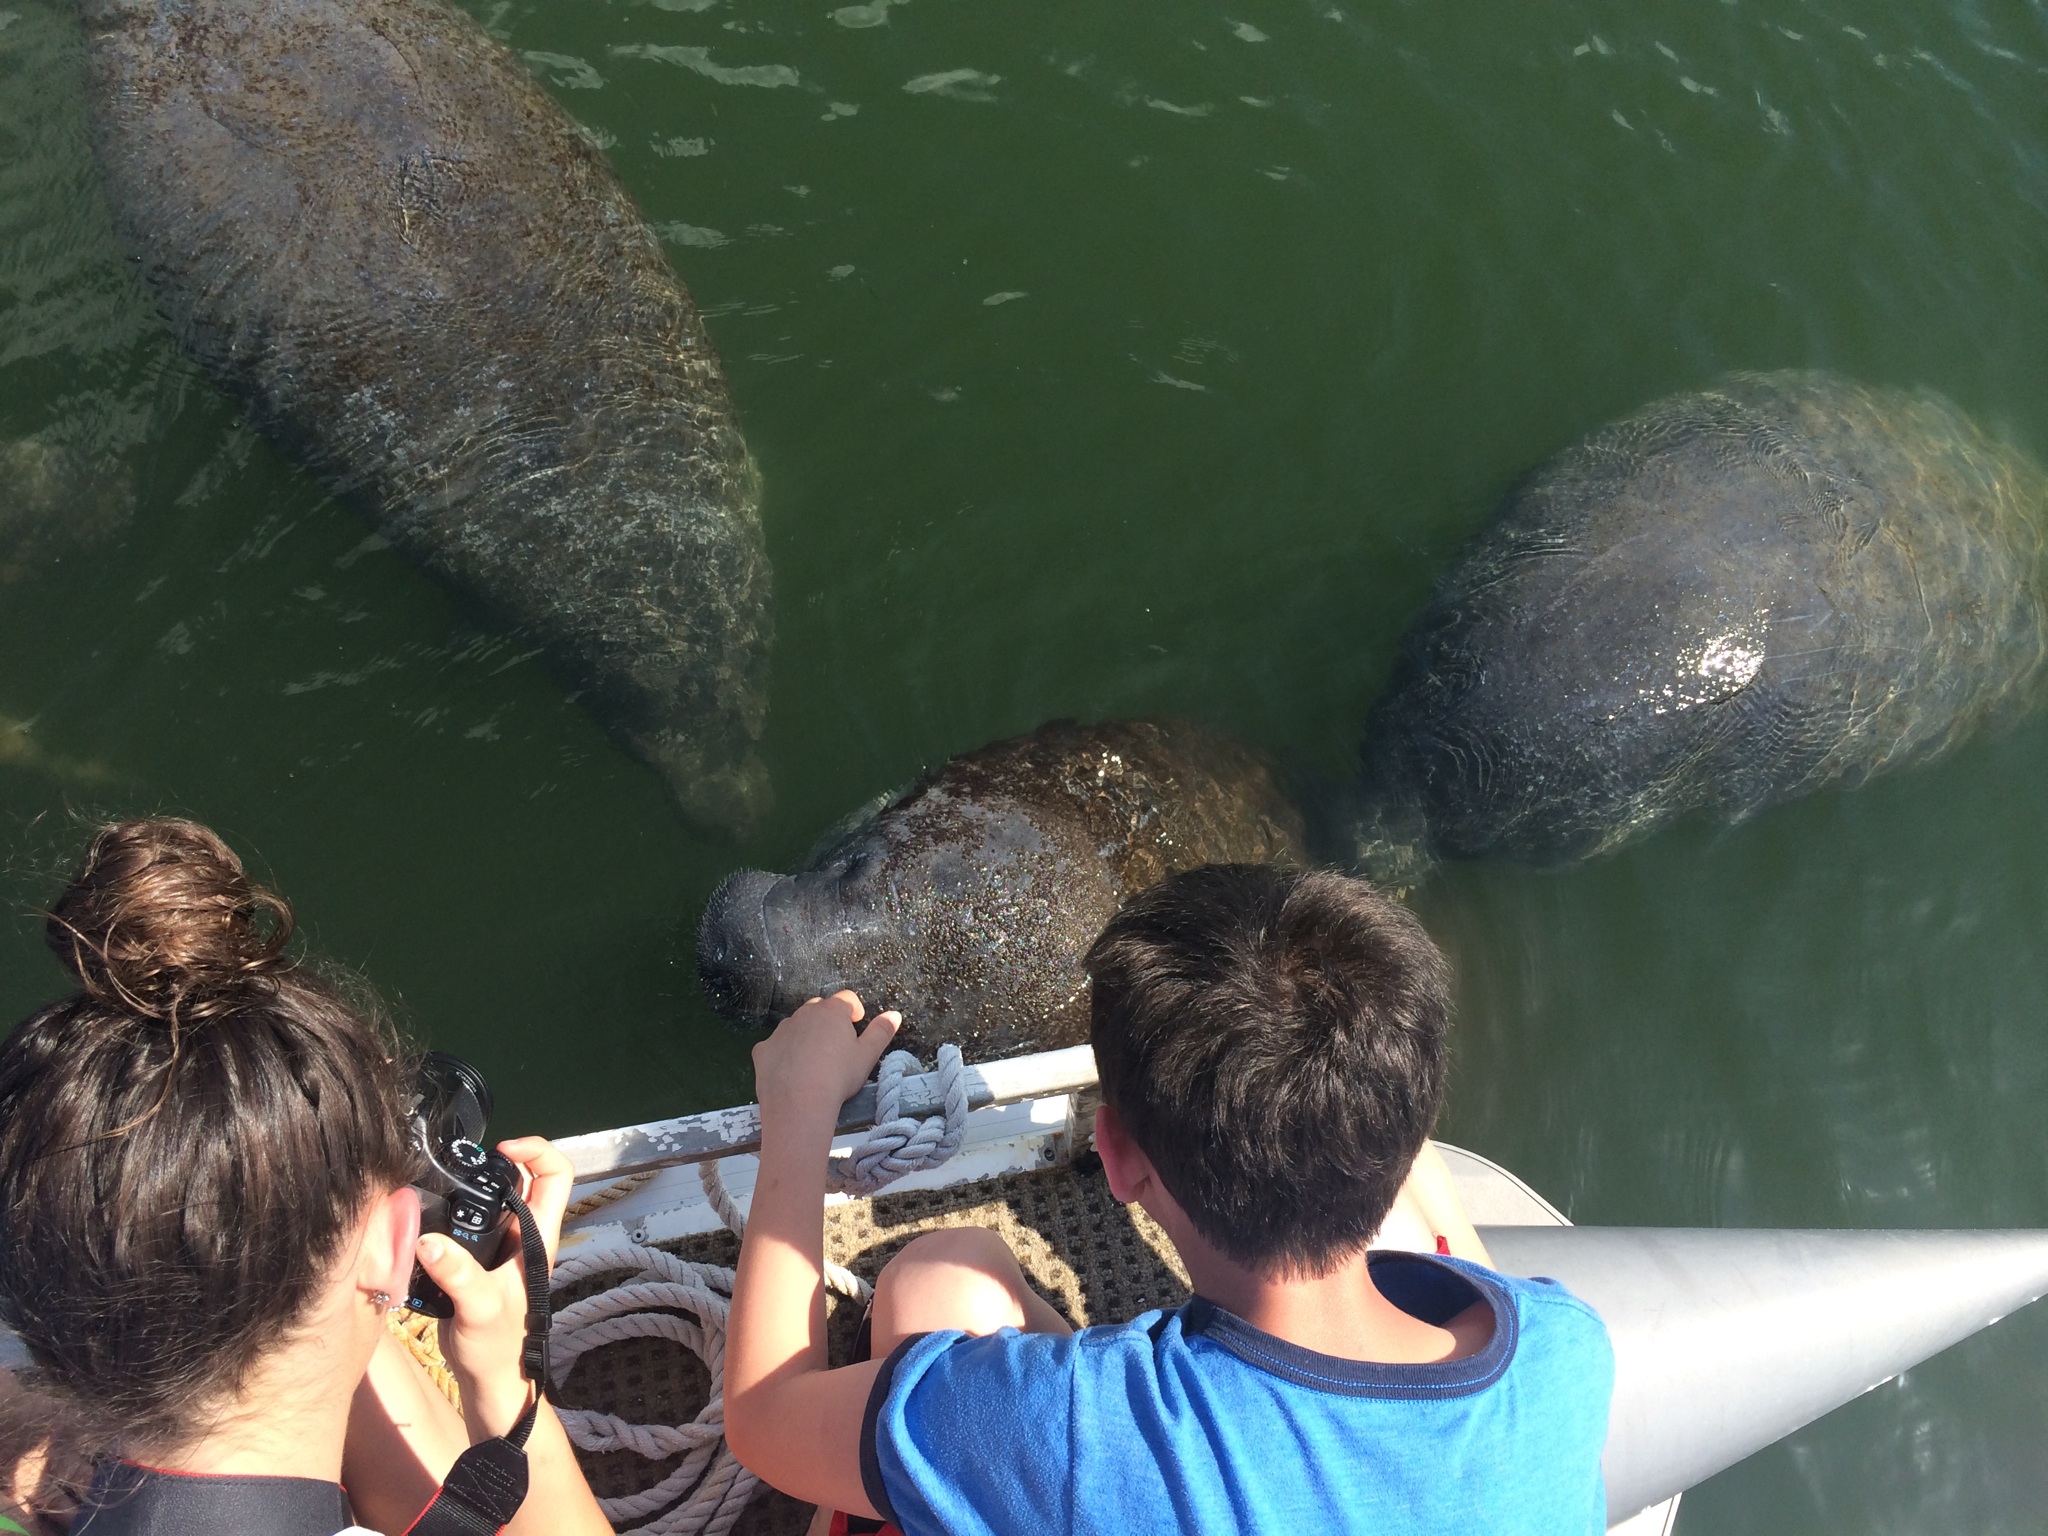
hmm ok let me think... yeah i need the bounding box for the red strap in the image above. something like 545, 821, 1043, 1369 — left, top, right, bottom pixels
1435, 1234, 1451, 1255
827, 1513, 905, 1536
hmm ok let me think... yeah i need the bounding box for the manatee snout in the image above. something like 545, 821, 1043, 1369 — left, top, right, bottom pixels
697, 862, 896, 1027
697, 868, 787, 1024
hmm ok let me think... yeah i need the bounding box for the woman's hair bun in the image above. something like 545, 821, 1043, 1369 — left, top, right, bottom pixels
46, 818, 296, 1023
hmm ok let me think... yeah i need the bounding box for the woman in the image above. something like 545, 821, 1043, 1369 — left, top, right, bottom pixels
0, 817, 609, 1535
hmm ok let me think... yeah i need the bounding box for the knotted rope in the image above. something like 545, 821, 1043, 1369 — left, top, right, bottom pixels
828, 1045, 968, 1197
550, 1046, 969, 1535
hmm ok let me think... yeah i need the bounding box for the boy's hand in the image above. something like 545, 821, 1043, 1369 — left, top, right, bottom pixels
752, 990, 902, 1138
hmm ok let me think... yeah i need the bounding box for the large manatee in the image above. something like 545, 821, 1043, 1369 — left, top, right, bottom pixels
1352, 371, 2048, 878
78, 0, 771, 829
697, 718, 1308, 1058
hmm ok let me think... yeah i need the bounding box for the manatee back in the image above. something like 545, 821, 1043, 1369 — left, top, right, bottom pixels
79, 0, 771, 828
1355, 371, 2048, 869
950, 717, 1310, 894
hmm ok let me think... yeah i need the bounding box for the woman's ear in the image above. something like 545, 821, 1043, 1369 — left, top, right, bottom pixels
358, 1185, 422, 1303
1092, 1101, 1154, 1206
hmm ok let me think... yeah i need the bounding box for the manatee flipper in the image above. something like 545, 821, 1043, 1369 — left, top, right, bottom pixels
0, 433, 136, 586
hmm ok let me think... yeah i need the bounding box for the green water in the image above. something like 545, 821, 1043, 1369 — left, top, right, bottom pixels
4, 0, 2048, 1525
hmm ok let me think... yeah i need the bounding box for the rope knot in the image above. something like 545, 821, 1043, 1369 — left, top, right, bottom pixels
827, 1043, 968, 1197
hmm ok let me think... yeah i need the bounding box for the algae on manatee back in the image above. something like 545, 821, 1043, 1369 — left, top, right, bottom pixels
1352, 371, 2048, 877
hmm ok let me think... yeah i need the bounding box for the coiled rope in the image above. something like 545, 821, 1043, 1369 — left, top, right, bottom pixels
551, 1244, 754, 1536
551, 1045, 967, 1535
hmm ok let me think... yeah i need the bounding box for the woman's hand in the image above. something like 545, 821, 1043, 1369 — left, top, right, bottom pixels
359, 1138, 611, 1536
413, 1135, 573, 1441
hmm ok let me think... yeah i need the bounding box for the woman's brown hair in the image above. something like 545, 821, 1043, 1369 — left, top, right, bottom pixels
0, 818, 418, 1449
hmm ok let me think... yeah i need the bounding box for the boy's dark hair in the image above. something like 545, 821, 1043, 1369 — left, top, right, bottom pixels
1086, 864, 1451, 1277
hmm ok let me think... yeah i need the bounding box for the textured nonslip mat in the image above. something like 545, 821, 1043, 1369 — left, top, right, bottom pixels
556, 1158, 1193, 1536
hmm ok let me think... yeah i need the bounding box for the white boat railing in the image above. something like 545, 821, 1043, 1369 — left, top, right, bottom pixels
555, 1043, 1100, 1181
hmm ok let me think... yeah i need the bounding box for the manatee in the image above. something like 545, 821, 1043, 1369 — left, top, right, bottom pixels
77, 0, 771, 830
0, 712, 117, 786
698, 718, 1308, 1058
1352, 371, 2048, 878
0, 0, 169, 583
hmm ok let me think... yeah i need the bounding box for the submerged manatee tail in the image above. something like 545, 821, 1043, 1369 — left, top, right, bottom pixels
1341, 783, 1437, 889
1284, 751, 1435, 888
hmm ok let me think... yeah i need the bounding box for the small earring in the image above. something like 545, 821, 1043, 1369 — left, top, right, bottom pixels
369, 1290, 392, 1314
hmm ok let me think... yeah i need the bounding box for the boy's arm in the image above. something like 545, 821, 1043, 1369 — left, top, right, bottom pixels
724, 993, 900, 1517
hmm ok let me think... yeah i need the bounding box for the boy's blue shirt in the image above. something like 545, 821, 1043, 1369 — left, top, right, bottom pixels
861, 1252, 1613, 1536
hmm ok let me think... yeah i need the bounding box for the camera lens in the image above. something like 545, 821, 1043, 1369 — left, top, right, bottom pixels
417, 1052, 494, 1143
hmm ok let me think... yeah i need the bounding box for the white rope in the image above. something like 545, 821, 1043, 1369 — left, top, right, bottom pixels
551, 1047, 970, 1535
829, 1045, 968, 1196
550, 1243, 756, 1535
700, 1158, 876, 1304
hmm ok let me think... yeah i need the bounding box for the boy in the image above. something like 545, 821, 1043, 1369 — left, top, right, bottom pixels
725, 864, 1612, 1534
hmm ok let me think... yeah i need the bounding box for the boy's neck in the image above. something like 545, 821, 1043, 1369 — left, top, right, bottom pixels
1175, 1231, 1492, 1367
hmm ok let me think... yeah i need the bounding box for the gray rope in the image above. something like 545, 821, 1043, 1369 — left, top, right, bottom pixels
828, 1044, 968, 1196
698, 1157, 876, 1302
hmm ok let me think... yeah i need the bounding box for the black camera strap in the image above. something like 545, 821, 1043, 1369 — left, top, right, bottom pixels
404, 1191, 554, 1536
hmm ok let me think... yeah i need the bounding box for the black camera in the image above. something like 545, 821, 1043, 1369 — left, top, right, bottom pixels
404, 1051, 520, 1318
